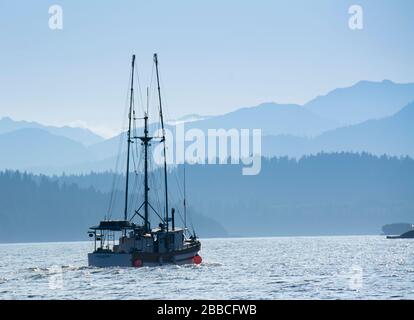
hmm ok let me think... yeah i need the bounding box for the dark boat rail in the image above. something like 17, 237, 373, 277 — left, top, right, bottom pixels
89, 220, 140, 232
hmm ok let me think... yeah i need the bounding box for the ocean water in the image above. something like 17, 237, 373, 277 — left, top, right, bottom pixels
0, 236, 413, 300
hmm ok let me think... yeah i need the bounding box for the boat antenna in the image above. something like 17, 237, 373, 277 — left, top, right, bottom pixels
124, 54, 135, 221
154, 53, 169, 234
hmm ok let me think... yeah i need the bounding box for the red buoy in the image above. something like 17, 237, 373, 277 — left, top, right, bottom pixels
193, 255, 202, 265
133, 259, 143, 268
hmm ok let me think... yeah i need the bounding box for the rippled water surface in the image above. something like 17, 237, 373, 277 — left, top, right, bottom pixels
1, 236, 413, 299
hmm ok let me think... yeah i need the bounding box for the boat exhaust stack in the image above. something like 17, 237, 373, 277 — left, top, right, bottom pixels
171, 208, 175, 230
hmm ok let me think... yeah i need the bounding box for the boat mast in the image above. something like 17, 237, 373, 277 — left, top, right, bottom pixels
124, 54, 135, 221
154, 53, 169, 234
142, 103, 152, 233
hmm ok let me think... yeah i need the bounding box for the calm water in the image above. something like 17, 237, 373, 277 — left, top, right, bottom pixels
0, 236, 413, 299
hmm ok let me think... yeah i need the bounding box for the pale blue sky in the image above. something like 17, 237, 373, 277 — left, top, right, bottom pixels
0, 0, 413, 137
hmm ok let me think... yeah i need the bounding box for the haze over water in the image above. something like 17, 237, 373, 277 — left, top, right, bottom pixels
0, 236, 413, 299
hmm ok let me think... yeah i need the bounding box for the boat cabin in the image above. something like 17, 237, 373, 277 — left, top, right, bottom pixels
88, 220, 185, 254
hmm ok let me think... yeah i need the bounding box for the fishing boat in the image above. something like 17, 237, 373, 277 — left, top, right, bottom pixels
88, 54, 202, 267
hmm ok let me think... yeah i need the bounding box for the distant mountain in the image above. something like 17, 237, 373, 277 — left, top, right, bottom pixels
89, 103, 338, 162
0, 128, 94, 170
85, 103, 337, 169
305, 80, 414, 125
4, 101, 414, 173
185, 103, 339, 137
312, 101, 414, 156
24, 102, 414, 173
2, 80, 414, 173
185, 80, 414, 135
0, 117, 104, 146
262, 102, 414, 158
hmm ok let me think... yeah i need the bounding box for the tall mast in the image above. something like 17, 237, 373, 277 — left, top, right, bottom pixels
137, 89, 153, 233
154, 53, 169, 234
144, 88, 150, 232
124, 54, 135, 221
142, 112, 151, 233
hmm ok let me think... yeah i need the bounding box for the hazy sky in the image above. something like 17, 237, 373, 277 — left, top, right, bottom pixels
1, 0, 413, 137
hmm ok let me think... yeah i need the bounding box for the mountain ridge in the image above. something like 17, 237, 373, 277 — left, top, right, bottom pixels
261, 101, 414, 158
2, 80, 414, 173
305, 79, 414, 125
0, 116, 104, 146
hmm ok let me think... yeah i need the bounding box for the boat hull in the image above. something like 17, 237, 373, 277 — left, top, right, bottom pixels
88, 243, 201, 267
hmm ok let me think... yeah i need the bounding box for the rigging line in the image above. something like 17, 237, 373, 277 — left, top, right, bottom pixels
134, 58, 145, 116
109, 73, 132, 220
170, 166, 186, 227
149, 67, 162, 146
130, 159, 139, 210
131, 84, 146, 214
158, 72, 174, 126
129, 201, 145, 222
130, 177, 138, 215
168, 182, 185, 226
149, 62, 155, 109
185, 202, 195, 236
145, 63, 155, 128
107, 69, 132, 220
149, 153, 163, 223
155, 166, 164, 219
155, 70, 178, 204
131, 145, 144, 213
134, 130, 143, 210
174, 205, 186, 227
131, 143, 138, 173
123, 54, 136, 222
154, 54, 170, 233
147, 150, 157, 210
129, 117, 140, 213
108, 112, 129, 219
175, 165, 189, 228
172, 167, 184, 200
132, 128, 142, 178
146, 87, 149, 118
166, 179, 185, 226
148, 202, 164, 223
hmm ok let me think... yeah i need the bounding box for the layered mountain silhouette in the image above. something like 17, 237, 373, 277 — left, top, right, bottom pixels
305, 80, 414, 124
0, 117, 104, 146
87, 103, 339, 162
1, 80, 414, 173
184, 103, 339, 137
262, 101, 414, 158
0, 128, 94, 170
